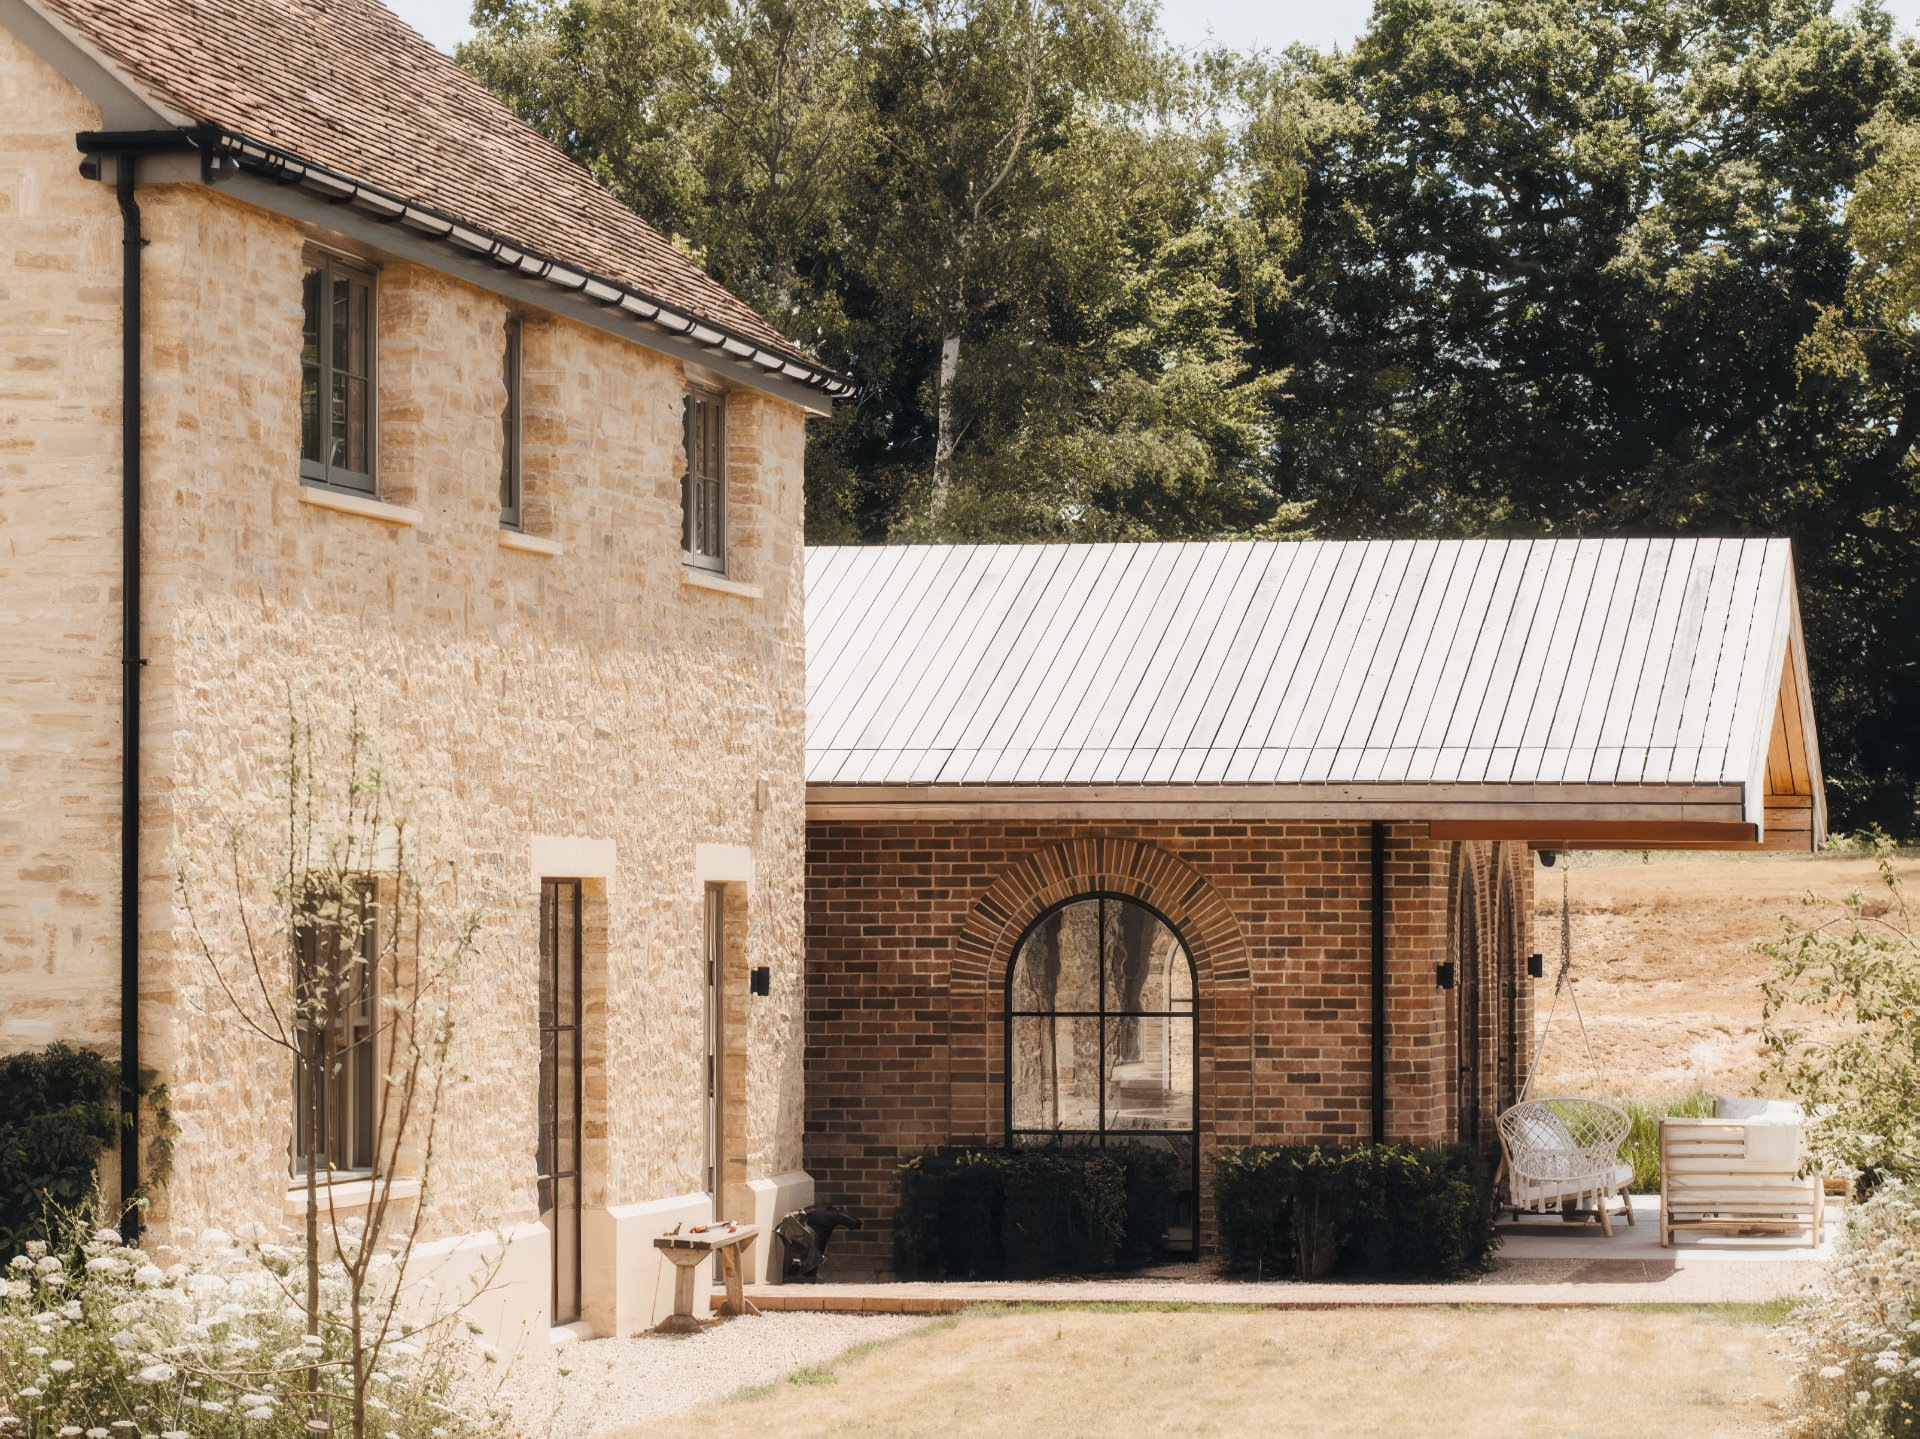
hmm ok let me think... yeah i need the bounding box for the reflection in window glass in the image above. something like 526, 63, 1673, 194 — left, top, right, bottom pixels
1006, 894, 1198, 1245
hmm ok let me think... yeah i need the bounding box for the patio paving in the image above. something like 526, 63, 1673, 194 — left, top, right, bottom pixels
723, 1196, 1831, 1313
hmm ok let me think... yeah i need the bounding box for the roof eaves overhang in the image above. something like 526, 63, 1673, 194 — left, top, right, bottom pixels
11, 0, 852, 415
88, 130, 852, 415
804, 780, 1764, 847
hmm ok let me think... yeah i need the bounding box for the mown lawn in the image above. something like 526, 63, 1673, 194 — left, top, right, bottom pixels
610, 1302, 1796, 1439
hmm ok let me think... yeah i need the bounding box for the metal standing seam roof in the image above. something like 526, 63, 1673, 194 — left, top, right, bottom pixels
805, 539, 1820, 836
19, 0, 847, 396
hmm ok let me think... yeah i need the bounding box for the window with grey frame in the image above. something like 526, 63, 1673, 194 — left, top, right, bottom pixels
290, 889, 378, 1180
681, 391, 725, 571
300, 253, 377, 493
1005, 893, 1199, 1250
499, 316, 523, 529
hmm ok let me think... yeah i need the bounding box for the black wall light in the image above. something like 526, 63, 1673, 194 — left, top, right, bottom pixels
749, 965, 771, 996
1527, 953, 1546, 979
1435, 961, 1456, 990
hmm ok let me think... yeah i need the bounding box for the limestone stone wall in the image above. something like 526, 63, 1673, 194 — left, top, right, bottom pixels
0, 24, 125, 1053
0, 26, 811, 1265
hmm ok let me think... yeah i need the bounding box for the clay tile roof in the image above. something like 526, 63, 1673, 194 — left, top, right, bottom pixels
36, 0, 837, 386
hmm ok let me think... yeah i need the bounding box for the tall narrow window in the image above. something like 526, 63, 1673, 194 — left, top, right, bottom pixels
291, 889, 377, 1179
538, 879, 583, 1326
300, 254, 377, 493
1006, 894, 1199, 1250
681, 392, 725, 571
499, 317, 523, 529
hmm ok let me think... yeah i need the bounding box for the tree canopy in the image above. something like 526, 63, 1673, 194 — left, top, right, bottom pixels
462, 0, 1920, 835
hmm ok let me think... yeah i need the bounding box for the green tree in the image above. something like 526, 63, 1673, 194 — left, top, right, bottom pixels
1240, 0, 1920, 832
464, 0, 1278, 542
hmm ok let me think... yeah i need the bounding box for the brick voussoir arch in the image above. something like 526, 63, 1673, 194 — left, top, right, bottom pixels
947, 838, 1255, 1158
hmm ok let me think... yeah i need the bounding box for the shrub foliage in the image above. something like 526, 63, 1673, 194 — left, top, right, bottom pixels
0, 1045, 120, 1256
896, 1144, 1182, 1278
1212, 1143, 1497, 1280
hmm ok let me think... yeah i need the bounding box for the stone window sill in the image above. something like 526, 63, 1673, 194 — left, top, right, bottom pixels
299, 485, 422, 527
284, 1176, 421, 1218
682, 568, 762, 601
499, 528, 563, 557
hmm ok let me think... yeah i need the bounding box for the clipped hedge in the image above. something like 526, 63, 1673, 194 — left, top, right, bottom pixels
1213, 1142, 1497, 1280
896, 1143, 1180, 1278
0, 1043, 121, 1252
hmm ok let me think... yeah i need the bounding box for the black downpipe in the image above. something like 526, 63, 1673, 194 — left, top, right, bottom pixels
1370, 821, 1387, 1145
117, 154, 144, 1243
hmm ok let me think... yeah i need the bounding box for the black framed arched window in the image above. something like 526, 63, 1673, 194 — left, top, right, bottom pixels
1005, 894, 1199, 1246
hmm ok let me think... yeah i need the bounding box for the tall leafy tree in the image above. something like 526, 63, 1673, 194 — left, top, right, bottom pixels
1240, 0, 1920, 832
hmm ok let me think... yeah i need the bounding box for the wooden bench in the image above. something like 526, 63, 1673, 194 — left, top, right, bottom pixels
1659, 1118, 1823, 1247
652, 1222, 760, 1334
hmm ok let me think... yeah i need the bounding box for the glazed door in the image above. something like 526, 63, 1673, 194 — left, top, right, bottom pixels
538, 879, 583, 1325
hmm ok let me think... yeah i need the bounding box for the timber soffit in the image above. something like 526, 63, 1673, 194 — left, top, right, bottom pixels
803, 538, 1823, 838
18, 0, 852, 402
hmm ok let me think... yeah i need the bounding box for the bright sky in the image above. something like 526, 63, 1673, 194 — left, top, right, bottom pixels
387, 0, 1415, 58
389, 0, 1918, 60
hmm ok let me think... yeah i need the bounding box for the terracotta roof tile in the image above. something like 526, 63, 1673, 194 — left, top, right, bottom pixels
38, 0, 826, 376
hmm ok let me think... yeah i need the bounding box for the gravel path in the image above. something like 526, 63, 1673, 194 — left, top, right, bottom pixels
498, 1313, 929, 1437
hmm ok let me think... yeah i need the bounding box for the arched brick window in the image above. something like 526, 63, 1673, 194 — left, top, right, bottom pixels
1005, 892, 1198, 1247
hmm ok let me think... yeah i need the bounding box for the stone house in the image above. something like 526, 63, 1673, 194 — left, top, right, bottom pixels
801, 538, 1826, 1272
0, 0, 845, 1343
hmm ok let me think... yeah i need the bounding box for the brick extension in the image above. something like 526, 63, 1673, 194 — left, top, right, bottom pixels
804, 821, 1534, 1274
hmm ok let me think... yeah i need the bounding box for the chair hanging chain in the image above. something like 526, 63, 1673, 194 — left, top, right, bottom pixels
1521, 861, 1605, 1100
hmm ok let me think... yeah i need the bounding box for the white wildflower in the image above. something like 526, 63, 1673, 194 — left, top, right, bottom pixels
34, 1256, 62, 1274
198, 1228, 232, 1250
26, 1241, 47, 1259
8, 1255, 32, 1271
92, 1228, 122, 1248
161, 1431, 191, 1438
110, 1330, 137, 1349
5, 1282, 28, 1299
136, 1362, 177, 1384
60, 1302, 81, 1320
301, 1333, 324, 1349
59, 1427, 83, 1437
86, 1430, 110, 1438
184, 1273, 227, 1296
133, 1265, 165, 1288
49, 1360, 74, 1374
16, 1389, 39, 1399
26, 1346, 47, 1357
84, 1256, 121, 1273
39, 1274, 64, 1289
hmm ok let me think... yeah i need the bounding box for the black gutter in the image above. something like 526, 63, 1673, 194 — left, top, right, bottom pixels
1370, 821, 1387, 1145
79, 131, 199, 1242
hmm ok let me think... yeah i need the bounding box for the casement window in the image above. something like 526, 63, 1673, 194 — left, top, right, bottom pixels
290, 891, 378, 1179
300, 254, 377, 493
681, 390, 726, 571
500, 316, 523, 529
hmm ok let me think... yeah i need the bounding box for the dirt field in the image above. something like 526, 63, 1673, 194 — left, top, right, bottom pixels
611, 1306, 1795, 1439
1529, 849, 1918, 1097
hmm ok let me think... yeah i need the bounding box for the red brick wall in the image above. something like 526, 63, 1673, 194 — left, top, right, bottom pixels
803, 820, 1532, 1273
